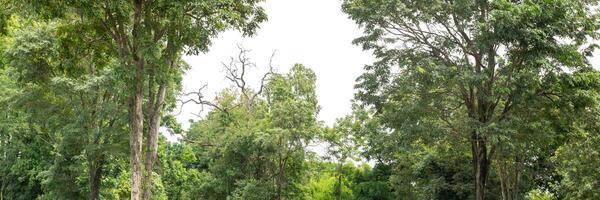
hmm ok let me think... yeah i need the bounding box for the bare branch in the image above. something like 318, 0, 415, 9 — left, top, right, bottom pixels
175, 84, 229, 116
177, 46, 277, 117
252, 50, 276, 102
222, 46, 275, 104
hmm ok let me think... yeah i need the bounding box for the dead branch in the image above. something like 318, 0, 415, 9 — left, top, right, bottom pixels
176, 46, 277, 117
175, 84, 228, 116
222, 45, 275, 105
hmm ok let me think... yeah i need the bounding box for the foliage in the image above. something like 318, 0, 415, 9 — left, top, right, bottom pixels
1, 1, 600, 200
343, 0, 600, 199
184, 64, 320, 199
0, 15, 130, 200
525, 189, 555, 200
552, 108, 600, 199
9, 0, 268, 198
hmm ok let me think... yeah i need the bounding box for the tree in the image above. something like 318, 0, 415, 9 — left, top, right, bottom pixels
183, 51, 320, 199
323, 108, 365, 200
0, 62, 50, 200
351, 163, 393, 200
14, 1, 267, 199
302, 161, 356, 200
343, 0, 600, 199
552, 92, 600, 199
0, 17, 131, 199
0, 19, 67, 200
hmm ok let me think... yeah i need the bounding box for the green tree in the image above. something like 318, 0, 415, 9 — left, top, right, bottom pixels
552, 96, 600, 199
343, 0, 600, 199
184, 54, 320, 199
266, 64, 321, 199
323, 108, 368, 200
302, 161, 356, 200
14, 1, 267, 199
0, 66, 50, 200
351, 163, 393, 200
0, 17, 131, 199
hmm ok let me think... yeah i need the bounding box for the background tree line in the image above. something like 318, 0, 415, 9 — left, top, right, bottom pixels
1, 0, 600, 199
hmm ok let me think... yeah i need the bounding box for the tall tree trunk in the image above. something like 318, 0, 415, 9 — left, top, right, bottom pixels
142, 85, 167, 199
128, 0, 144, 198
336, 162, 343, 200
128, 59, 144, 200
498, 162, 507, 200
472, 133, 490, 200
276, 158, 283, 200
1, 177, 4, 200
89, 158, 103, 200
276, 147, 288, 200
497, 156, 522, 200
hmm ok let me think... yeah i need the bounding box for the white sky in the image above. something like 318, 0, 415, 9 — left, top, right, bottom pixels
176, 0, 373, 129
171, 0, 600, 162
174, 0, 600, 131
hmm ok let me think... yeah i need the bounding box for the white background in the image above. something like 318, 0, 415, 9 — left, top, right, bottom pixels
175, 0, 374, 131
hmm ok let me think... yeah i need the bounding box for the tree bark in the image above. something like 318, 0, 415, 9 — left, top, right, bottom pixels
128, 59, 144, 200
142, 85, 167, 200
128, 0, 145, 199
276, 158, 284, 200
497, 156, 522, 200
276, 144, 288, 200
336, 162, 343, 200
1, 177, 4, 200
89, 158, 103, 200
471, 133, 490, 200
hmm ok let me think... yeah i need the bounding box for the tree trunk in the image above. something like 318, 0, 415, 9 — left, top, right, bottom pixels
497, 156, 522, 200
336, 162, 343, 200
1, 177, 4, 200
89, 159, 103, 200
128, 59, 144, 200
276, 158, 284, 200
472, 134, 490, 200
142, 85, 166, 200
276, 147, 288, 200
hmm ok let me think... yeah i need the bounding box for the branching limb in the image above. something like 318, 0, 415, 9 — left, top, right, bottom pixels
222, 45, 276, 104
176, 46, 277, 117
175, 84, 228, 116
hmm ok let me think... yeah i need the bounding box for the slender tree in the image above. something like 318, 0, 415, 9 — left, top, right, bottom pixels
324, 114, 361, 200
